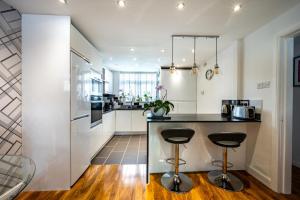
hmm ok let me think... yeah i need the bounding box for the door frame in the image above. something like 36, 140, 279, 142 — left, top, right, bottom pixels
275, 24, 300, 194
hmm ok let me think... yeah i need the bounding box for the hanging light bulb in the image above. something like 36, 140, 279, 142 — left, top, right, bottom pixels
191, 37, 199, 75
169, 36, 176, 74
214, 37, 220, 75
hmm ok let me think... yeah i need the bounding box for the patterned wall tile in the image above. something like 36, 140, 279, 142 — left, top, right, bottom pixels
0, 0, 21, 156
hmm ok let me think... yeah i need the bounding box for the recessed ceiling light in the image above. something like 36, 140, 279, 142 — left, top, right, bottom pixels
130, 48, 135, 52
133, 57, 137, 61
176, 2, 185, 10
160, 49, 166, 53
192, 49, 195, 53
59, 0, 67, 4
182, 58, 186, 62
109, 57, 113, 61
233, 4, 241, 12
157, 58, 161, 62
117, 0, 126, 8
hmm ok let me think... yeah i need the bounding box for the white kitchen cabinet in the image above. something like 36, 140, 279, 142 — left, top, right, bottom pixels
116, 110, 132, 132
22, 15, 103, 190
103, 111, 115, 141
170, 101, 197, 114
131, 110, 147, 131
115, 110, 147, 132
104, 68, 113, 94
89, 123, 104, 159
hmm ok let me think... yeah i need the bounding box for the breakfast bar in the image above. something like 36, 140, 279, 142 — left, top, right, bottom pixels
146, 114, 261, 183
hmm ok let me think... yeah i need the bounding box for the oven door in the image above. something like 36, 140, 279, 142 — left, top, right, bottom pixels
91, 97, 103, 127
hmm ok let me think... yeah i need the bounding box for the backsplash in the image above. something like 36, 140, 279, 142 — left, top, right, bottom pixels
0, 1, 22, 155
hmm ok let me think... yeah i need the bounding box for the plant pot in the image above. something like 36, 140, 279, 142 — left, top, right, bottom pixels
151, 108, 165, 117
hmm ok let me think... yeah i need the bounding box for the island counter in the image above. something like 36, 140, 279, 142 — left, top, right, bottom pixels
146, 114, 261, 183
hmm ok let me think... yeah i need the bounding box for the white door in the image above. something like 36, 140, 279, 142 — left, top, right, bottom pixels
71, 51, 91, 119
71, 115, 90, 185
131, 110, 147, 131
116, 111, 131, 132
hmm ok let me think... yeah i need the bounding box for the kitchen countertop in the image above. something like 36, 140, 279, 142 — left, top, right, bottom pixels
147, 114, 261, 123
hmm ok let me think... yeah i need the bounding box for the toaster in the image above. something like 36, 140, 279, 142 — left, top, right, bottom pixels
232, 106, 255, 119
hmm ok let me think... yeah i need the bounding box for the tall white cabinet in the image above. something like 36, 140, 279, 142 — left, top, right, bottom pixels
22, 14, 104, 191
160, 69, 197, 114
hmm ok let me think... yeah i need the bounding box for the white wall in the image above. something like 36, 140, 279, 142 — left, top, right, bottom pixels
22, 14, 71, 191
293, 36, 300, 167
160, 69, 197, 113
197, 41, 240, 113
242, 3, 300, 191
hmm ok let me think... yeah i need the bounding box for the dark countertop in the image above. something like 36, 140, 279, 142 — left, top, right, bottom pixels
147, 114, 261, 123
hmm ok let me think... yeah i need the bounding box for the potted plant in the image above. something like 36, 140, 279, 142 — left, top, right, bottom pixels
143, 85, 174, 117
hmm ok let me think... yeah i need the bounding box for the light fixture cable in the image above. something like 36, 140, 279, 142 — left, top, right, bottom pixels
192, 36, 198, 74
214, 37, 220, 74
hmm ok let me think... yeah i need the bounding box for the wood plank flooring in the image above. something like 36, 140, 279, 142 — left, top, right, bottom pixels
16, 164, 299, 200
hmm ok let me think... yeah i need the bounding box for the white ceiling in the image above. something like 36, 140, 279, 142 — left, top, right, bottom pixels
6, 0, 300, 72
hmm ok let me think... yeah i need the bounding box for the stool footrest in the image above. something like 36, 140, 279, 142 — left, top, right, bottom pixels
212, 160, 233, 169
166, 158, 186, 166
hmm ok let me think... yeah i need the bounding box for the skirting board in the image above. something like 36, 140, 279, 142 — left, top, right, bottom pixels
293, 160, 300, 168
114, 131, 146, 135
247, 166, 271, 188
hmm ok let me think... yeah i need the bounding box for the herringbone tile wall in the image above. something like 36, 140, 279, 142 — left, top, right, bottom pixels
0, 0, 22, 156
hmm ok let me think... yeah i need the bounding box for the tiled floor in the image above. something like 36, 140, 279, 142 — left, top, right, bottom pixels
91, 135, 147, 165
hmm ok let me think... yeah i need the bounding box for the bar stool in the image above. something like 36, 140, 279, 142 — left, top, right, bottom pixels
207, 132, 246, 192
160, 128, 195, 193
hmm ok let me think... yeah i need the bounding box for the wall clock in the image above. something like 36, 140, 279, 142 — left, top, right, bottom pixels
205, 69, 214, 80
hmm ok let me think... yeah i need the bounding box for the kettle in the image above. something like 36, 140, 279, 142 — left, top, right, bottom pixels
221, 104, 231, 116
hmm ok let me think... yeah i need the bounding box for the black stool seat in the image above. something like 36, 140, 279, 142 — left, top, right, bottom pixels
161, 128, 195, 144
208, 133, 246, 148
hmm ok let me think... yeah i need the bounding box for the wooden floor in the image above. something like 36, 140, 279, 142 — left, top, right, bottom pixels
17, 164, 300, 200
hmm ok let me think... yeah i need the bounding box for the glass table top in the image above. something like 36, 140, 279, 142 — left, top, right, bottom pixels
0, 155, 35, 200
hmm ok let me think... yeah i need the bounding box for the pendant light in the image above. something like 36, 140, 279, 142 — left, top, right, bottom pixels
192, 37, 199, 75
214, 37, 220, 75
169, 36, 176, 74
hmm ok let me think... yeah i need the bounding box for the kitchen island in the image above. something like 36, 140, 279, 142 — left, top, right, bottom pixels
146, 114, 261, 183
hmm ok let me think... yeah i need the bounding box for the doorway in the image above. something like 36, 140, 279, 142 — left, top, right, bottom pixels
277, 30, 300, 195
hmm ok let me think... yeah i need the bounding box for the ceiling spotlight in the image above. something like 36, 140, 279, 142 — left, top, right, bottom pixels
160, 49, 166, 53
130, 48, 135, 52
59, 0, 68, 4
133, 57, 137, 61
176, 2, 185, 10
117, 0, 126, 8
233, 4, 241, 12
182, 58, 186, 62
192, 49, 195, 54
157, 58, 161, 62
109, 57, 113, 61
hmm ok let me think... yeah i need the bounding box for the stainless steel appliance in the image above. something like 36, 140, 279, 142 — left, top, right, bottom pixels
232, 106, 255, 119
91, 95, 103, 127
221, 104, 231, 116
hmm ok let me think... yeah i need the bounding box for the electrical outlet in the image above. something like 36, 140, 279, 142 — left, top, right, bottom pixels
257, 81, 271, 89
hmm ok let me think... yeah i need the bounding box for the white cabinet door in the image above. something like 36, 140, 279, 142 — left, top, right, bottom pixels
71, 116, 90, 185
177, 102, 197, 114
116, 110, 132, 132
89, 123, 103, 159
131, 110, 147, 131
103, 111, 115, 141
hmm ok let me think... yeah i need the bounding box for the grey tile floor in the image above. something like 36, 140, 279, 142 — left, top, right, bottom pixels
91, 135, 147, 165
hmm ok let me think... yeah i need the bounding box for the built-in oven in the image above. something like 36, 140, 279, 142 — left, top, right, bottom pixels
91, 95, 103, 127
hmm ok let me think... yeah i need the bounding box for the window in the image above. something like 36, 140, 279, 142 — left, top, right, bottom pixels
119, 72, 158, 100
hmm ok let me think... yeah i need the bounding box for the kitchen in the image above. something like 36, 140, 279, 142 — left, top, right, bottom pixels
0, 0, 300, 199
